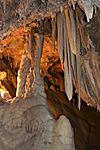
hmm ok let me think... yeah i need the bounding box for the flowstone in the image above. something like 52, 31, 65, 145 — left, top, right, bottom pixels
0, 91, 75, 150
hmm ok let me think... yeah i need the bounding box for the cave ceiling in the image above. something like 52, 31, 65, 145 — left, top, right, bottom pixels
0, 0, 100, 110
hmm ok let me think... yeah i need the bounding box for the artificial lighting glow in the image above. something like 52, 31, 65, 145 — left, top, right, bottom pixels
0, 88, 6, 98
61, 63, 64, 71
0, 71, 7, 80
0, 86, 11, 99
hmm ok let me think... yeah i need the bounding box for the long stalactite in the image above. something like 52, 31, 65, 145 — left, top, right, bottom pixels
57, 11, 64, 65
55, 4, 100, 110
1, 1, 99, 110
51, 17, 56, 50
63, 21, 73, 101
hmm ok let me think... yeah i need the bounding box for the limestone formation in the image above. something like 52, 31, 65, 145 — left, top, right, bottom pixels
16, 53, 31, 97
0, 92, 75, 150
0, 0, 100, 150
51, 115, 75, 150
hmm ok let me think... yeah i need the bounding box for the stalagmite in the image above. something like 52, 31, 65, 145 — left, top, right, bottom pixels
57, 12, 64, 64
63, 15, 73, 101
24, 67, 34, 97
51, 115, 75, 150
16, 52, 30, 97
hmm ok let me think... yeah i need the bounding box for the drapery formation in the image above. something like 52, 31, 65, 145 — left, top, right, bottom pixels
55, 5, 100, 110
0, 0, 100, 110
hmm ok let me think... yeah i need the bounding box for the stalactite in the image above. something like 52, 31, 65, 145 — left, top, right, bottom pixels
90, 53, 100, 111
29, 28, 36, 65
83, 64, 97, 100
79, 25, 90, 50
75, 5, 90, 50
93, 5, 97, 14
80, 1, 93, 22
1, 0, 6, 13
57, 12, 64, 64
75, 10, 81, 110
39, 21, 44, 62
69, 6, 77, 49
23, 0, 29, 28
84, 61, 98, 97
70, 0, 76, 10
64, 6, 77, 55
63, 14, 73, 101
92, 53, 100, 93
81, 65, 96, 106
51, 17, 56, 50
69, 6, 78, 83
35, 21, 44, 75
29, 28, 33, 56
76, 51, 81, 109
32, 21, 46, 97
71, 52, 77, 81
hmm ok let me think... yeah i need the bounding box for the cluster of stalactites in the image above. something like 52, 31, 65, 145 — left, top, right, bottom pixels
51, 4, 90, 110
21, 4, 91, 110
17, 2, 99, 109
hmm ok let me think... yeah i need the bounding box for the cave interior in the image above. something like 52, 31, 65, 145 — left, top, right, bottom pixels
0, 1, 100, 149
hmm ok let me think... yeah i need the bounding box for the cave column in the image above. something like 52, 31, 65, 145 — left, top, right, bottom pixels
32, 26, 45, 97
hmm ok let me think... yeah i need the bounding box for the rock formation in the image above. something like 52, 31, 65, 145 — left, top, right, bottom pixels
0, 91, 75, 150
0, 0, 100, 149
0, 0, 100, 109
